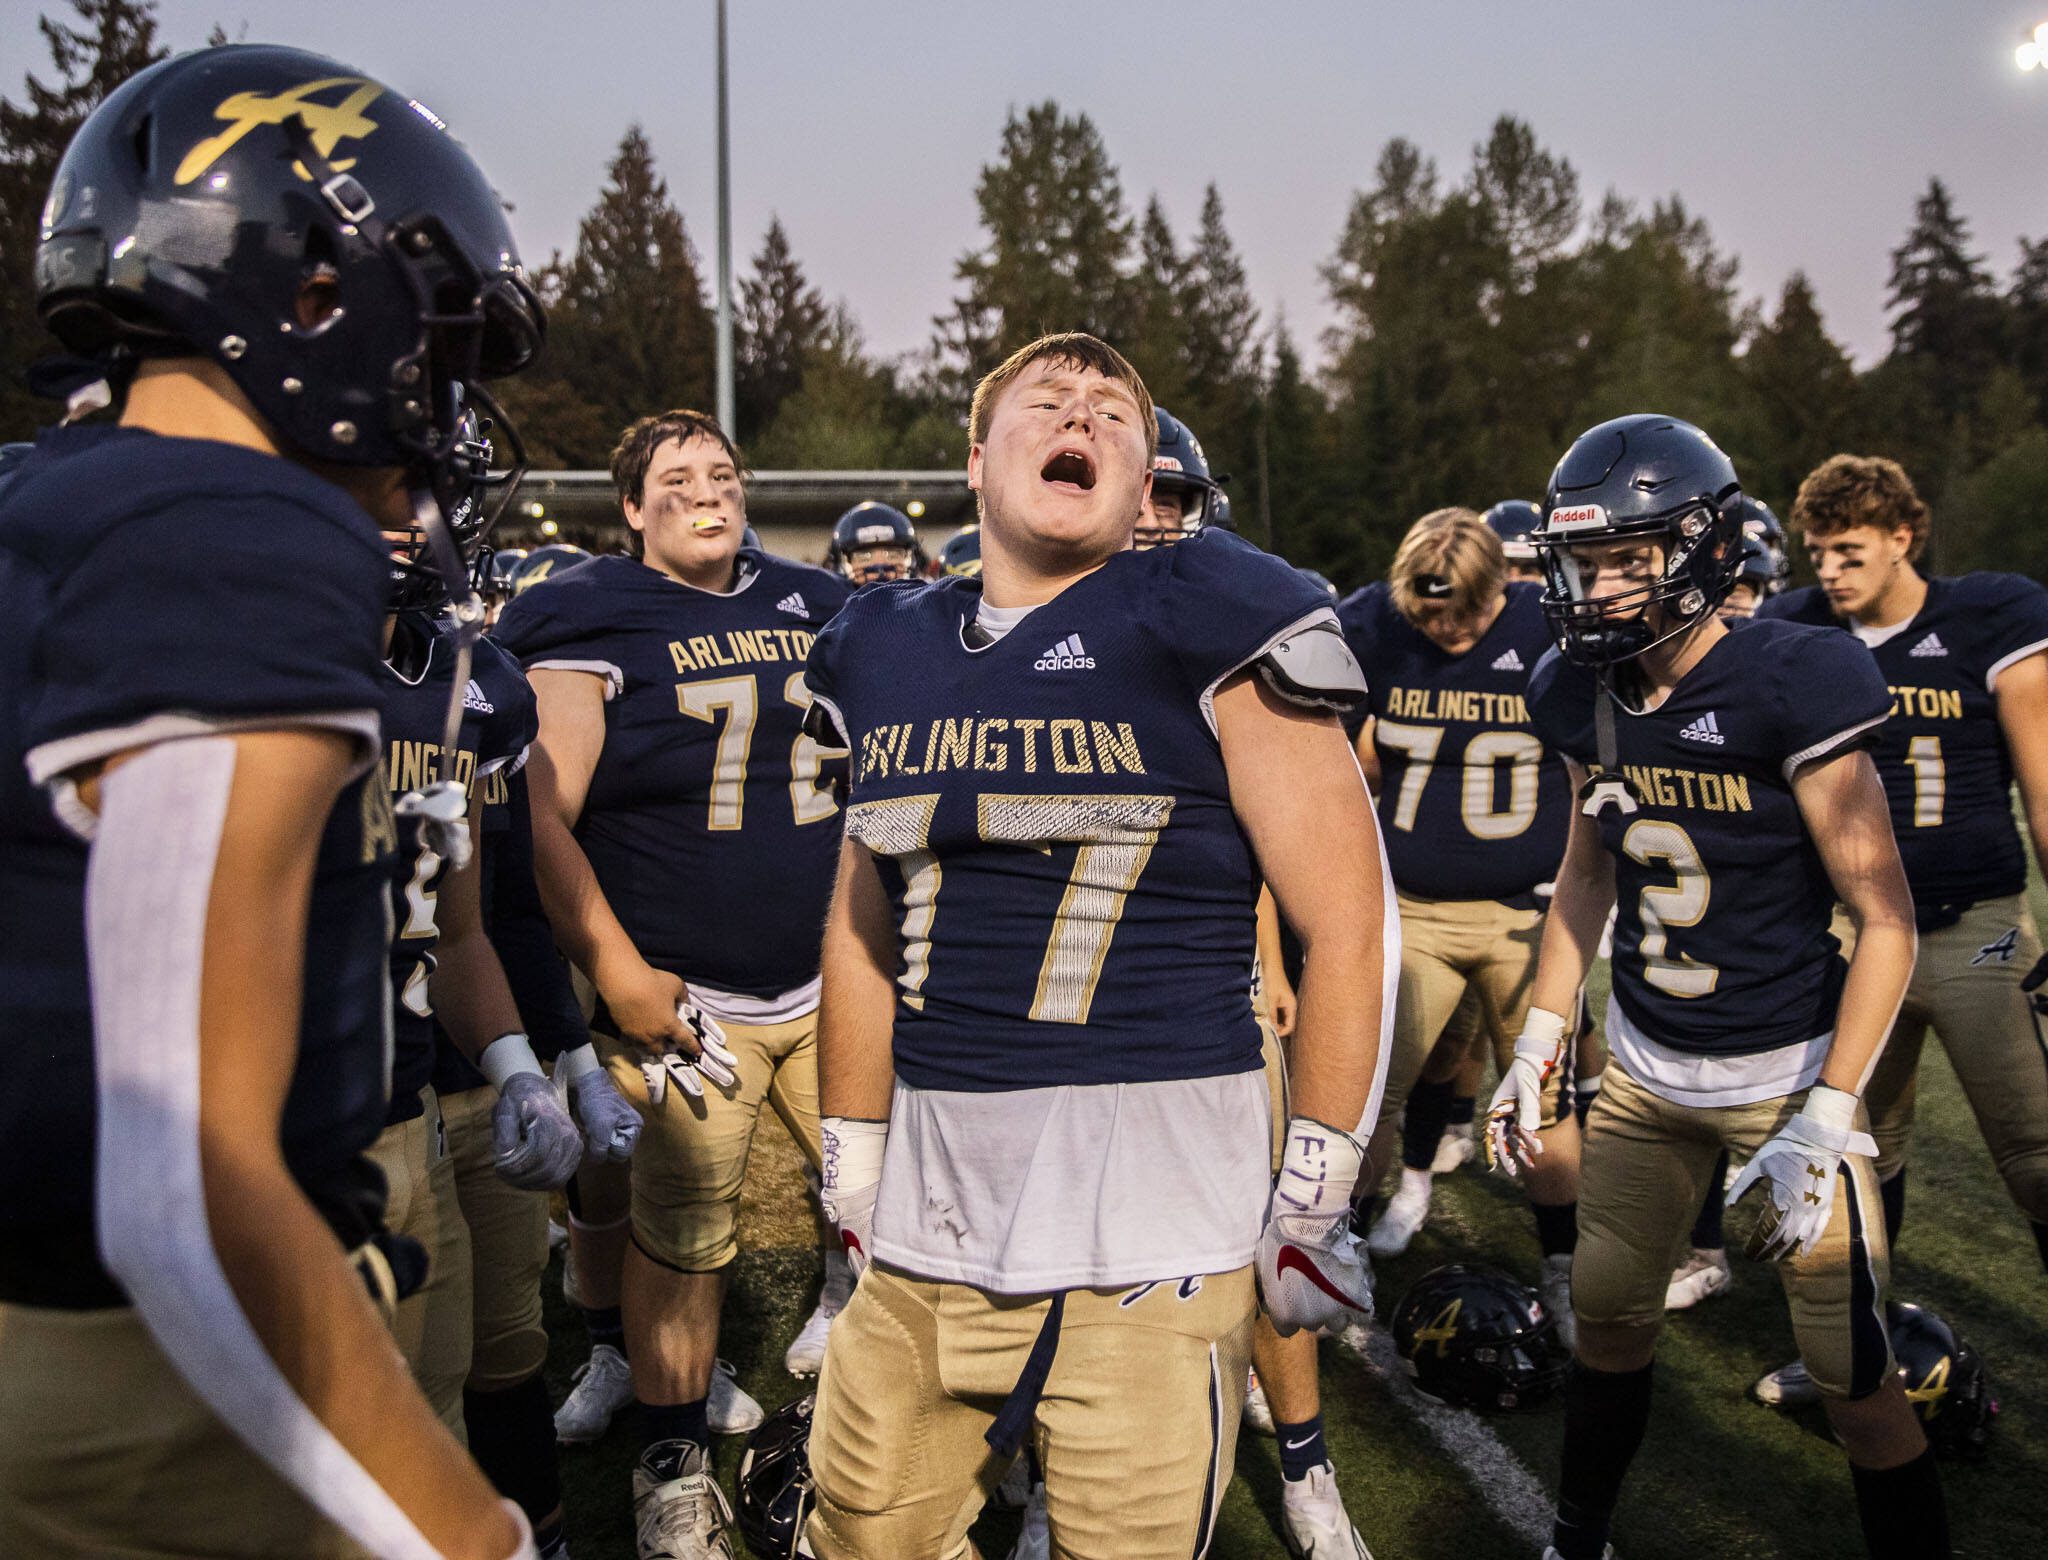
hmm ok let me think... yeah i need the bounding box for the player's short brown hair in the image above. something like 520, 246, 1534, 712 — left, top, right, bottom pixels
1389, 507, 1507, 623
609, 409, 743, 511
1791, 454, 1929, 562
968, 333, 1157, 455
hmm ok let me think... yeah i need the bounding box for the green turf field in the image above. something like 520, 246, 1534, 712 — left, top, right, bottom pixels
546, 883, 2048, 1559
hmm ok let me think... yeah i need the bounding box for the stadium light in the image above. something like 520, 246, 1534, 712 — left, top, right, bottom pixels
2021, 22, 2048, 69
906, 499, 926, 518
525, 500, 546, 519
539, 518, 560, 538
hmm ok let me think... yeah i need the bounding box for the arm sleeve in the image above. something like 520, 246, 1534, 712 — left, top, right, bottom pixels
25, 496, 386, 787
1976, 573, 2048, 691
488, 772, 587, 1061
1776, 628, 1893, 779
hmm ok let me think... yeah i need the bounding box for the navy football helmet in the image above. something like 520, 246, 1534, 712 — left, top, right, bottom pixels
1735, 496, 1790, 594
1533, 414, 1745, 667
828, 501, 922, 586
736, 1393, 817, 1557
1388, 1265, 1569, 1413
35, 45, 542, 515
1484, 499, 1542, 564
1889, 1301, 1997, 1457
479, 546, 526, 601
938, 524, 982, 577
1141, 407, 1223, 546
511, 542, 591, 594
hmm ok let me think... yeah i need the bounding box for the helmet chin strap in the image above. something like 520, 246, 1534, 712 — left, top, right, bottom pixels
392, 485, 485, 873
1579, 675, 1643, 819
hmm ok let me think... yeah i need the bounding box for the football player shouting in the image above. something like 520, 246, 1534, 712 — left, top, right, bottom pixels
802, 334, 1396, 1560
1748, 453, 2048, 1406
498, 410, 851, 1560
1339, 510, 1582, 1329
0, 46, 544, 1560
1504, 415, 1945, 1560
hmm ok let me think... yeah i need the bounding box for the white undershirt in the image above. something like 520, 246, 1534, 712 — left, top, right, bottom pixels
1604, 992, 1830, 1108
1850, 616, 1915, 649
973, 598, 1039, 641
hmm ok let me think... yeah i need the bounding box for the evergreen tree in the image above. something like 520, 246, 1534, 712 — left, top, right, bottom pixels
1122, 196, 1191, 413
1258, 321, 1331, 568
0, 0, 164, 436
736, 216, 829, 443
2006, 233, 2048, 418
1469, 115, 1579, 289
1184, 184, 1259, 413
1886, 178, 2003, 420
1739, 272, 1860, 506
544, 126, 716, 455
934, 102, 1136, 404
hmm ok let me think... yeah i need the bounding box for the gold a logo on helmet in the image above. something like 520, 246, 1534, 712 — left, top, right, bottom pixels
173, 76, 383, 188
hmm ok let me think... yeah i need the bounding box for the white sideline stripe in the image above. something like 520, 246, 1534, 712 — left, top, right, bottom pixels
1341, 1321, 1559, 1551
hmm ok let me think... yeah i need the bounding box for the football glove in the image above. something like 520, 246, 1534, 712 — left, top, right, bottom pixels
486, 1055, 584, 1192
558, 1043, 641, 1165
1725, 1084, 1877, 1262
1486, 1007, 1569, 1177
820, 1115, 887, 1279
1257, 1116, 1374, 1337
642, 1001, 739, 1105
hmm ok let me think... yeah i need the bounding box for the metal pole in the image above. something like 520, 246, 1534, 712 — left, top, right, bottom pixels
714, 0, 735, 435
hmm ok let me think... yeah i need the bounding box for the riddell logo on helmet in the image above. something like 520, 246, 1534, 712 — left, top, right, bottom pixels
1153, 455, 1185, 472
1548, 504, 1609, 531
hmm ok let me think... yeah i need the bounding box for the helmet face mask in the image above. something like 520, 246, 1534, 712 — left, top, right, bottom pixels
829, 503, 922, 586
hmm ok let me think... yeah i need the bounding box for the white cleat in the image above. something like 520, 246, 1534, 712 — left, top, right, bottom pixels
633, 1439, 737, 1559
1541, 1548, 1614, 1560
1429, 1126, 1476, 1176
1539, 1253, 1577, 1353
1752, 1357, 1822, 1409
1243, 1366, 1276, 1436
1004, 1482, 1049, 1560
1281, 1462, 1373, 1559
555, 1342, 634, 1445
1664, 1246, 1734, 1311
786, 1247, 854, 1377
707, 1358, 763, 1436
1366, 1173, 1432, 1258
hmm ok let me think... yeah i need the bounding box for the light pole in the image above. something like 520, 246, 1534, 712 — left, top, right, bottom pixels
715, 0, 736, 436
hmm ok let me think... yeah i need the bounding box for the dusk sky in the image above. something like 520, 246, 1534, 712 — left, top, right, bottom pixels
12, 2, 2048, 371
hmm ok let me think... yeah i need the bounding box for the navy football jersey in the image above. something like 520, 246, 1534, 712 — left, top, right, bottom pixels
0, 424, 394, 1305
494, 550, 851, 996
805, 528, 1343, 1092
1528, 619, 1892, 1057
1758, 576, 2048, 911
377, 615, 531, 1122
1338, 581, 1570, 901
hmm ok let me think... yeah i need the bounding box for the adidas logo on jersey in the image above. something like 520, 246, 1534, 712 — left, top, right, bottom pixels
1909, 632, 1948, 658
1491, 648, 1525, 671
777, 591, 809, 617
462, 679, 494, 715
1034, 633, 1095, 671
1677, 710, 1725, 746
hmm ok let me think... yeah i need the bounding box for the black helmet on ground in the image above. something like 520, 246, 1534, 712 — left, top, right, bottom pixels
736, 1393, 817, 1557
1387, 1264, 1569, 1413
1888, 1301, 1997, 1457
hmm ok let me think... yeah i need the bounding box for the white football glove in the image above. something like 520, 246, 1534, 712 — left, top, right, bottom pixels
1256, 1115, 1374, 1337
1486, 1007, 1569, 1178
1725, 1084, 1877, 1262
820, 1115, 887, 1279
641, 1001, 739, 1106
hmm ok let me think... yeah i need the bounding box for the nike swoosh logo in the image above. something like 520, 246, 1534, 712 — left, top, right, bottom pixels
1284, 1435, 1317, 1450
1275, 1245, 1357, 1309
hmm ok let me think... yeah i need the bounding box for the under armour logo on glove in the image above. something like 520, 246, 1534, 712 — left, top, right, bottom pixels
1725, 1084, 1877, 1262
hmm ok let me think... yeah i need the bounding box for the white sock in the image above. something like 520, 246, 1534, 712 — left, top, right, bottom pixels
1398, 1166, 1434, 1197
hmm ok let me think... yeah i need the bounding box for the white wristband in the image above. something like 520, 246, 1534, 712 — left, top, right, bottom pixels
558, 1042, 605, 1088
1275, 1114, 1366, 1215
478, 1033, 544, 1090
500, 1497, 540, 1560
1801, 1082, 1860, 1136
821, 1115, 888, 1196
1514, 1006, 1570, 1062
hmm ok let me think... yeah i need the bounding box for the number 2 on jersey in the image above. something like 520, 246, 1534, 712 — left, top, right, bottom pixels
845, 791, 1175, 1024
1621, 818, 1719, 998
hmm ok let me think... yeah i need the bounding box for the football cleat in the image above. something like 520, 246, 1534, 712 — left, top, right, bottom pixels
555, 1343, 634, 1444
633, 1439, 737, 1560
1366, 1174, 1432, 1258
1243, 1366, 1276, 1436
1539, 1253, 1577, 1353
1281, 1462, 1373, 1559
1664, 1246, 1734, 1311
1004, 1482, 1049, 1560
1752, 1358, 1821, 1409
1429, 1126, 1476, 1176
1542, 1548, 1614, 1560
786, 1249, 854, 1378
708, 1358, 763, 1437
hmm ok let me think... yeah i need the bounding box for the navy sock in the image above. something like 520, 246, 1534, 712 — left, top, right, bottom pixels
463, 1376, 562, 1522
2033, 1219, 2048, 1274
1532, 1199, 1579, 1258
1402, 1078, 1458, 1171
1689, 1153, 1728, 1249
1447, 1093, 1476, 1127
1851, 1446, 1948, 1560
1551, 1362, 1653, 1560
1275, 1413, 1329, 1482
1879, 1171, 1908, 1249
641, 1396, 709, 1452
583, 1304, 625, 1356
